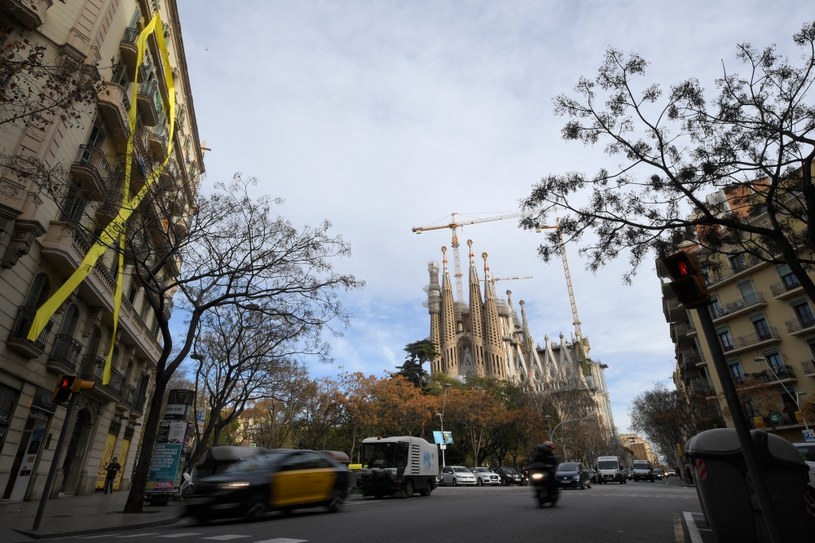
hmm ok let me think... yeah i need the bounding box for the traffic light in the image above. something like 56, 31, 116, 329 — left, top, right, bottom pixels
661, 251, 710, 308
52, 375, 76, 404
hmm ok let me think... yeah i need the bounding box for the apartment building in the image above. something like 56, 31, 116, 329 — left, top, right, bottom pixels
0, 0, 202, 500
661, 192, 815, 445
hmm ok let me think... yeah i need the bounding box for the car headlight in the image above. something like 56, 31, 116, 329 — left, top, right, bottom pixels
219, 481, 250, 489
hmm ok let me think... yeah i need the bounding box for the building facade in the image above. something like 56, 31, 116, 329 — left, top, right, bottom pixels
424, 239, 617, 434
0, 0, 202, 500
661, 187, 815, 445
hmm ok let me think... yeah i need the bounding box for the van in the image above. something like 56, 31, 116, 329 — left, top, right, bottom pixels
632, 459, 654, 482
596, 455, 626, 484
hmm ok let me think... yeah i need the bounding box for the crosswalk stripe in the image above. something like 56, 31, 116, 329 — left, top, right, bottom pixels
201, 536, 251, 541
255, 539, 308, 543
157, 533, 205, 538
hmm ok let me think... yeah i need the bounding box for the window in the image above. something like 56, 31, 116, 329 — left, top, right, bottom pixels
792, 300, 815, 328
728, 361, 745, 384
710, 296, 723, 317
776, 264, 800, 290
728, 254, 746, 273
752, 316, 772, 341
738, 281, 757, 305
717, 329, 734, 351
764, 351, 785, 374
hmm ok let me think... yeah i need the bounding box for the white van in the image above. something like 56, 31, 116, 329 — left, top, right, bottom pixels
596, 455, 626, 484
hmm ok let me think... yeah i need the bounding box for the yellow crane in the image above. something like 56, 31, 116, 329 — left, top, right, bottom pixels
536, 221, 581, 339
412, 212, 525, 301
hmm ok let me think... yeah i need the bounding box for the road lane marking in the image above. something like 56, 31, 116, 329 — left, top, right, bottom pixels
201, 536, 250, 541
683, 511, 704, 543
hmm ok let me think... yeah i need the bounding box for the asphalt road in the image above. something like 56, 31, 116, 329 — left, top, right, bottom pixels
54, 479, 704, 543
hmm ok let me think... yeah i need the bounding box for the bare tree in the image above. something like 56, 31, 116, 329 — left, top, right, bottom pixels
185, 302, 313, 469
521, 22, 815, 297
120, 174, 363, 513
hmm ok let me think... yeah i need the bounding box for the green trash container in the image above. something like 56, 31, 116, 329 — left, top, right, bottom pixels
685, 428, 815, 543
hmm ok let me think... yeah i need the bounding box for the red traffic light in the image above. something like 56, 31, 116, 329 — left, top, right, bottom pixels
52, 375, 76, 404
661, 251, 701, 281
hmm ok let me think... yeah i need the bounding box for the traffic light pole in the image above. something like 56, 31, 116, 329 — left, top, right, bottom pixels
694, 306, 784, 543
33, 393, 77, 531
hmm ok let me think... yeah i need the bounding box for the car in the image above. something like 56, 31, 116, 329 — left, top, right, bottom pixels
632, 460, 654, 482
666, 469, 677, 477
793, 442, 815, 489
652, 467, 665, 480
492, 466, 525, 486
439, 465, 478, 486
554, 462, 592, 489
185, 448, 350, 523
470, 466, 501, 486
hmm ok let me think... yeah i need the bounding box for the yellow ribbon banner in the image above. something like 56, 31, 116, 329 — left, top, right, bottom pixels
28, 13, 176, 384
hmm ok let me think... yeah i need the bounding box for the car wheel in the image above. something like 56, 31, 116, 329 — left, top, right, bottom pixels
453, 478, 458, 486
245, 496, 269, 522
403, 480, 415, 498
327, 490, 344, 513
586, 481, 591, 489
476, 478, 483, 487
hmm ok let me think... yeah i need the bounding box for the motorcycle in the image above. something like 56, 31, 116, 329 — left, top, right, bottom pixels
529, 466, 559, 508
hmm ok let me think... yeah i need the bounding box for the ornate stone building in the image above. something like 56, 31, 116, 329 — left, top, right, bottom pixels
0, 0, 202, 500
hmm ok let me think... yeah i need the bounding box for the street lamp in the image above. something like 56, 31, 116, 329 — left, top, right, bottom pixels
754, 356, 810, 431
438, 384, 451, 468
546, 416, 594, 460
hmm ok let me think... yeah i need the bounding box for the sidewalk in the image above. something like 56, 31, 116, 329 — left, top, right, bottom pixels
0, 491, 185, 541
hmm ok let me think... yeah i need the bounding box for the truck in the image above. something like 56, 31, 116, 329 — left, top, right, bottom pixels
355, 436, 438, 498
596, 455, 626, 484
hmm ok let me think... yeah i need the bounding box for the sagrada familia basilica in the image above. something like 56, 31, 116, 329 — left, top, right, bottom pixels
424, 239, 617, 432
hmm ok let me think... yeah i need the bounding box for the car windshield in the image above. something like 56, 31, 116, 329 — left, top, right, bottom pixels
633, 462, 649, 469
452, 467, 468, 473
598, 460, 618, 469
223, 452, 280, 473
474, 467, 490, 472
557, 463, 579, 472
501, 467, 517, 474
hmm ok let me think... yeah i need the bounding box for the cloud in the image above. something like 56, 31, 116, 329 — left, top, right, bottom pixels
177, 0, 812, 433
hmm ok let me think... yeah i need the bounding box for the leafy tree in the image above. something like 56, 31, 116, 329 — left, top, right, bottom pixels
520, 22, 815, 298
393, 339, 437, 388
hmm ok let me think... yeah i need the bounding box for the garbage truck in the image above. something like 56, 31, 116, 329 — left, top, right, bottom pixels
356, 436, 438, 498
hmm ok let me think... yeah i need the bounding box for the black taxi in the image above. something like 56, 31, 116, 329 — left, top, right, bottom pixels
185, 448, 351, 523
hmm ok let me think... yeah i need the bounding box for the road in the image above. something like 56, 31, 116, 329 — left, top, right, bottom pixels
56, 479, 706, 543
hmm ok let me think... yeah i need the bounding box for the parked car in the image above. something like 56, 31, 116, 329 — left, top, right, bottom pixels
632, 460, 654, 482
439, 465, 478, 486
652, 467, 665, 480
470, 467, 501, 486
185, 448, 350, 523
492, 466, 525, 486
555, 462, 592, 489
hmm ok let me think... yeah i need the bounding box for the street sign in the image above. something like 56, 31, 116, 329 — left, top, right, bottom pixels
803, 428, 815, 442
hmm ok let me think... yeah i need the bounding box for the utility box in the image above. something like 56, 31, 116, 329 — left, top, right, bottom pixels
685, 428, 815, 543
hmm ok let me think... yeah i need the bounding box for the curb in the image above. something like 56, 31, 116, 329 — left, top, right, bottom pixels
12, 513, 187, 540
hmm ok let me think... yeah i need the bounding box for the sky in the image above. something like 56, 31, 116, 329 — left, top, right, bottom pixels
175, 0, 812, 434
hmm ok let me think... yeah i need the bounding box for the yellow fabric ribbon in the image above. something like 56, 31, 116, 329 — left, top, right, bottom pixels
28, 13, 176, 385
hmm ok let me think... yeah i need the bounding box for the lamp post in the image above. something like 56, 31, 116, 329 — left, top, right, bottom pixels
754, 357, 810, 431
438, 384, 451, 468
546, 416, 593, 461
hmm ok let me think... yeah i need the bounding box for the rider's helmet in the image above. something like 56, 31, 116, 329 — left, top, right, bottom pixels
541, 440, 556, 451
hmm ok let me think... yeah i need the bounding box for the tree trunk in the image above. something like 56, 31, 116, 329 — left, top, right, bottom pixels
124, 376, 168, 513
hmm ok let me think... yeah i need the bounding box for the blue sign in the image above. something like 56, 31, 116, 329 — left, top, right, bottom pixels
432, 431, 453, 445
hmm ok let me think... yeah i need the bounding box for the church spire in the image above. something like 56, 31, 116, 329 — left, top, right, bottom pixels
467, 240, 485, 374
439, 246, 459, 375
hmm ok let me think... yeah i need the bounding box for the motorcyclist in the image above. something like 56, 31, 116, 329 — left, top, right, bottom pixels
530, 441, 560, 503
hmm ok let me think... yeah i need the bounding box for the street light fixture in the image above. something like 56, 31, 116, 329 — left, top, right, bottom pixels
545, 416, 595, 460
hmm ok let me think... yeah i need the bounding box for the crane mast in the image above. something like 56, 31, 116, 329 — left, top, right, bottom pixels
536, 222, 582, 339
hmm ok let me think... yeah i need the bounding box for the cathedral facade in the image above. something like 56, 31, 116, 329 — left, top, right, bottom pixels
425, 240, 617, 432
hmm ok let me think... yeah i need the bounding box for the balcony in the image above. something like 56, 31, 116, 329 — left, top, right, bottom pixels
0, 0, 53, 29
70, 145, 111, 199
785, 316, 815, 336
769, 279, 803, 299
46, 333, 83, 375
671, 321, 696, 346
678, 350, 703, 369
747, 365, 797, 385
712, 292, 766, 322
707, 254, 764, 287
80, 356, 125, 403
147, 123, 168, 161
118, 27, 146, 83
801, 359, 815, 377
97, 80, 131, 140
723, 328, 781, 355
137, 79, 161, 126
689, 377, 714, 396
6, 305, 53, 358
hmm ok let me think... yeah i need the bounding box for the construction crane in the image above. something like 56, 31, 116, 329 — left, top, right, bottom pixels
412, 212, 525, 302
478, 275, 534, 283
536, 222, 582, 339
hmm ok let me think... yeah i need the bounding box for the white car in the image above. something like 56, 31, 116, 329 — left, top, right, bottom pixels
439, 465, 477, 486
470, 467, 501, 486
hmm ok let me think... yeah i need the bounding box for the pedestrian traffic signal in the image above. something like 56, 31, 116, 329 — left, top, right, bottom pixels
661, 251, 710, 309
52, 375, 76, 404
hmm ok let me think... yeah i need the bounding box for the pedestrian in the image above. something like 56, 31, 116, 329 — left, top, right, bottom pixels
104, 456, 121, 494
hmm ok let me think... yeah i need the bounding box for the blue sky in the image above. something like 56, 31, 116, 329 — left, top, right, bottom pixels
175, 0, 811, 433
